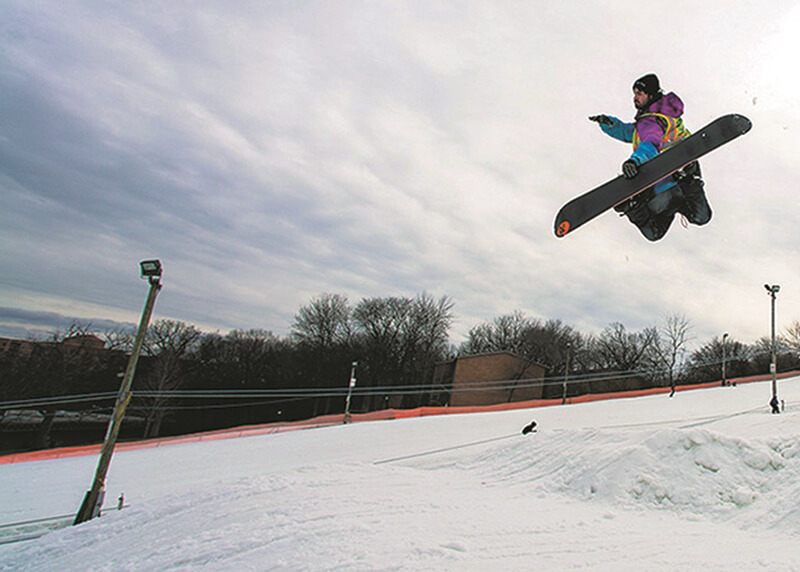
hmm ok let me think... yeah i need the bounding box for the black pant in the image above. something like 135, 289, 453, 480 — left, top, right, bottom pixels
626, 163, 711, 242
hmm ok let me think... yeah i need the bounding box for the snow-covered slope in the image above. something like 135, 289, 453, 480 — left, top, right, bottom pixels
1, 378, 799, 571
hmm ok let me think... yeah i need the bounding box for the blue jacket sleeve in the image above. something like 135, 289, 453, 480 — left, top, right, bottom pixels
630, 141, 658, 165
629, 115, 665, 165
599, 117, 634, 143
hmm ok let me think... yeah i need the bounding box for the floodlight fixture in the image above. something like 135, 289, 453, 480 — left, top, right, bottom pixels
140, 259, 163, 278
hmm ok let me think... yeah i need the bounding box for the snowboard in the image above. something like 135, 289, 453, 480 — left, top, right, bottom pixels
554, 113, 752, 238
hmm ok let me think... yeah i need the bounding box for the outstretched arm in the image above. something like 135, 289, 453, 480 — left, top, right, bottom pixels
589, 115, 634, 143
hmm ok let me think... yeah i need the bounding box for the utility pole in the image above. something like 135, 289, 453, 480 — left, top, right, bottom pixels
722, 332, 728, 387
562, 344, 571, 405
74, 260, 163, 525
764, 284, 780, 406
344, 361, 357, 424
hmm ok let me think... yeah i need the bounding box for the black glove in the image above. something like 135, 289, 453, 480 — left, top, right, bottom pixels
588, 114, 613, 126
622, 159, 639, 179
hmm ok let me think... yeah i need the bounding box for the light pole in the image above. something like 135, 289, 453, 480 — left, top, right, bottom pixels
74, 260, 163, 525
344, 361, 357, 424
562, 344, 571, 405
722, 332, 729, 387
764, 284, 780, 405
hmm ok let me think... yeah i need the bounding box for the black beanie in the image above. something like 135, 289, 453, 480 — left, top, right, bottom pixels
633, 74, 660, 95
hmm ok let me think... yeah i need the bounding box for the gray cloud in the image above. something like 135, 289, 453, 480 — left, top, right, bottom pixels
0, 306, 135, 339
2, 1, 800, 350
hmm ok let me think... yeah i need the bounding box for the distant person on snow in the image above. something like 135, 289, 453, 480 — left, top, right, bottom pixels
589, 74, 712, 241
770, 395, 781, 414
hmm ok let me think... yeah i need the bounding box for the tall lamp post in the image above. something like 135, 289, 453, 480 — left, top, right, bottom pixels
764, 284, 780, 405
344, 361, 358, 424
722, 332, 729, 387
562, 343, 571, 405
74, 260, 163, 525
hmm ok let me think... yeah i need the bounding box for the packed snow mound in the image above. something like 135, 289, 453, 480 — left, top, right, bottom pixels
447, 427, 800, 530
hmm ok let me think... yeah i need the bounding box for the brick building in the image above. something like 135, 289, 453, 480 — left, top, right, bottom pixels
0, 335, 108, 360
431, 351, 545, 407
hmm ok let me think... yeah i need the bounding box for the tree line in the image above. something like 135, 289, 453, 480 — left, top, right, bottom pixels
2, 292, 800, 450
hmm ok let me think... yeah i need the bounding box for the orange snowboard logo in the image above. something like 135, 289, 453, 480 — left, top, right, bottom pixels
557, 221, 570, 236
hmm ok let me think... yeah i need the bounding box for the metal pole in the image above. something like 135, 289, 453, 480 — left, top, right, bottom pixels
722, 332, 728, 387
561, 346, 570, 405
344, 361, 357, 424
74, 272, 162, 525
764, 284, 780, 406
770, 290, 778, 401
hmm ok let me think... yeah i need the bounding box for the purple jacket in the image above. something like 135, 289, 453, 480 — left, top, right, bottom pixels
599, 92, 685, 193
634, 92, 684, 157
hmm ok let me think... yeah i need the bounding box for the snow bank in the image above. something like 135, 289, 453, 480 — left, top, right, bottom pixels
457, 426, 799, 531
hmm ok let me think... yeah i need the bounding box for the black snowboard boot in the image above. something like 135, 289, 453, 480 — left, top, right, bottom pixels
675, 162, 712, 225
639, 211, 675, 242
634, 190, 677, 241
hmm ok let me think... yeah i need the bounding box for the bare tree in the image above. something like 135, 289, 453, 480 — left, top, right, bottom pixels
687, 335, 750, 383
353, 296, 411, 373
651, 314, 693, 396
402, 293, 454, 374
224, 329, 290, 387
23, 323, 108, 448
140, 320, 202, 438
102, 328, 134, 352
292, 293, 353, 348
522, 318, 584, 375
783, 320, 800, 355
460, 311, 535, 356
352, 293, 454, 409
292, 294, 355, 415
591, 322, 658, 391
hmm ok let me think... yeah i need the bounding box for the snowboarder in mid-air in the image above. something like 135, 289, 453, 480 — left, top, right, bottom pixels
589, 74, 712, 241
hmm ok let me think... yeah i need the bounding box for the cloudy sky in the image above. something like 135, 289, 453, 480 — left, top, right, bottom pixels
2, 1, 799, 350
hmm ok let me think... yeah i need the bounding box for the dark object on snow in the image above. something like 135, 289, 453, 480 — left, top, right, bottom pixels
770, 396, 781, 414
521, 421, 538, 435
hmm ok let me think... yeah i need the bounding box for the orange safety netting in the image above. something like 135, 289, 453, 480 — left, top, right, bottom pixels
2, 371, 794, 465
